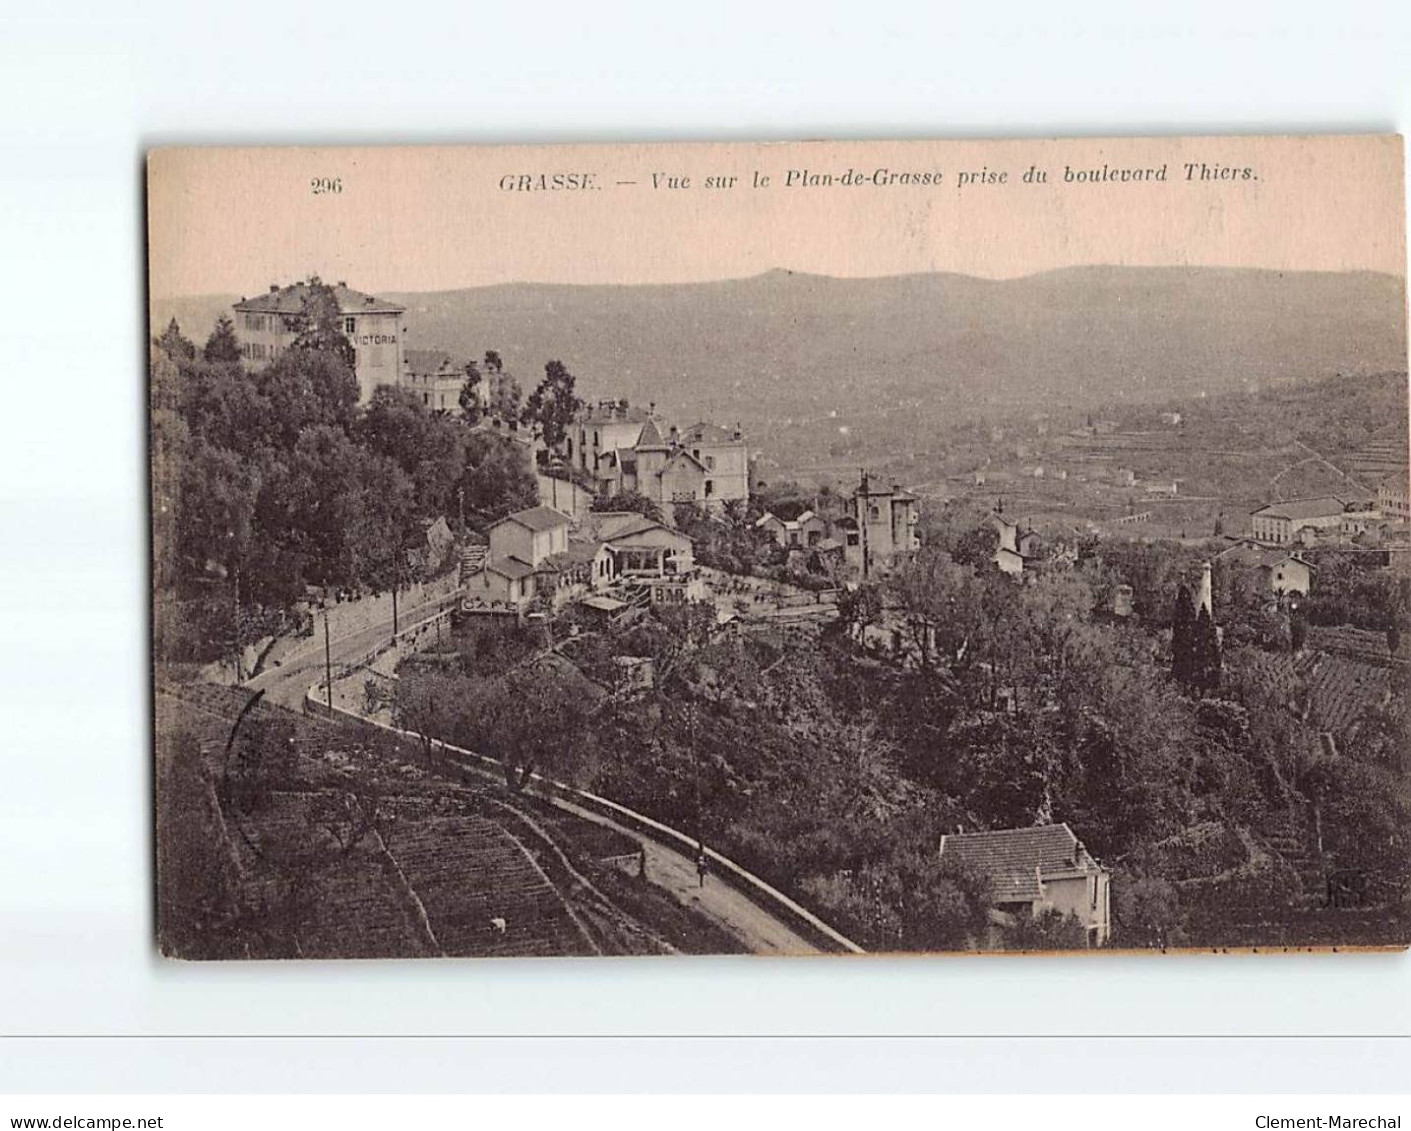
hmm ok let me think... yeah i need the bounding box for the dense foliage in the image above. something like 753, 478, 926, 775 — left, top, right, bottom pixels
151, 306, 537, 663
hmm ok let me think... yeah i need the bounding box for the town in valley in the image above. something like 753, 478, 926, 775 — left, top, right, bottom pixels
151, 268, 1411, 959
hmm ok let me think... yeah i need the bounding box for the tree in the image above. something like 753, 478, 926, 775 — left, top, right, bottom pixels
257, 347, 360, 448
486, 368, 522, 424
1301, 758, 1411, 899
484, 350, 503, 374
287, 276, 355, 368
459, 359, 483, 423
1113, 875, 1184, 948
203, 315, 242, 364
951, 521, 1000, 571
154, 317, 197, 361
454, 667, 592, 790
1170, 585, 1195, 689
592, 490, 662, 523
394, 670, 448, 767
837, 582, 884, 643
1191, 605, 1222, 696
307, 781, 398, 856
459, 430, 538, 526
521, 359, 582, 449
1003, 907, 1089, 951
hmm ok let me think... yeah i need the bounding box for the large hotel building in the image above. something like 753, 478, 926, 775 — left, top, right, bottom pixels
231, 281, 406, 404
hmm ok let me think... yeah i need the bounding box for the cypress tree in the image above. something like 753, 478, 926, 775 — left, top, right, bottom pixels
1193, 605, 1221, 695
1171, 584, 1194, 689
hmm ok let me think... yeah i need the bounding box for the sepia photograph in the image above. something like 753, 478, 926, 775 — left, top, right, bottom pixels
146, 135, 1409, 960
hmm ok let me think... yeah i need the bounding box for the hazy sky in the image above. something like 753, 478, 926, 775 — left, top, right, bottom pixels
148, 135, 1405, 297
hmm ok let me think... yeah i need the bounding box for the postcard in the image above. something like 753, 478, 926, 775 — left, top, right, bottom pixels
148, 135, 1408, 957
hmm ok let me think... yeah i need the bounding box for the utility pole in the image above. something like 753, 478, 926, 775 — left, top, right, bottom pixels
232, 558, 242, 682
391, 547, 400, 640
689, 701, 702, 845
857, 469, 870, 581
324, 610, 333, 712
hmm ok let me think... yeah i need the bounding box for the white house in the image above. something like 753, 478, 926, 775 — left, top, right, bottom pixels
939, 823, 1111, 948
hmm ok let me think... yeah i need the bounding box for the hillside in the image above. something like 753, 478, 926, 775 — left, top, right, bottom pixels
152, 266, 1406, 472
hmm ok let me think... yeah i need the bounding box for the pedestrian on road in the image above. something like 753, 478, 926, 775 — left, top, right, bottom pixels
696, 847, 709, 888
637, 846, 648, 882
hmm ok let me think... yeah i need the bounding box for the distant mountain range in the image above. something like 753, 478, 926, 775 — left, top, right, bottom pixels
153, 266, 1407, 448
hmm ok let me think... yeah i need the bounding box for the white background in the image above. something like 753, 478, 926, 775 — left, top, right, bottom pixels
0, 0, 1407, 1094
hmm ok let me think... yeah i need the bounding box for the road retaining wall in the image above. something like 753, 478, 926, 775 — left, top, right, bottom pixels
304, 685, 864, 956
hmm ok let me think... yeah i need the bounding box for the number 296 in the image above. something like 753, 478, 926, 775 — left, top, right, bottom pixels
310, 177, 343, 195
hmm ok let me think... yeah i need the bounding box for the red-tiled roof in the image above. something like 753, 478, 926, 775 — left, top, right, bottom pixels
1215, 541, 1316, 571
939, 823, 1102, 904
579, 403, 648, 425
635, 418, 669, 449
492, 505, 572, 533
682, 421, 742, 445
233, 281, 405, 316
662, 447, 707, 473
404, 349, 458, 375
1251, 497, 1347, 521
562, 539, 608, 564
602, 514, 670, 541
485, 556, 535, 580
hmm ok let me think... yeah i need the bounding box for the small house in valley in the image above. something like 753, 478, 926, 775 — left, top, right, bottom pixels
939, 823, 1111, 947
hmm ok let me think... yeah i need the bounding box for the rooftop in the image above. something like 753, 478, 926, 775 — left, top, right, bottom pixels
1251, 497, 1348, 521
682, 421, 743, 445
602, 514, 674, 541
233, 281, 405, 316
579, 402, 649, 425
939, 823, 1103, 904
635, 418, 669, 450
492, 505, 573, 534
1215, 540, 1316, 571
486, 556, 536, 580
403, 349, 459, 375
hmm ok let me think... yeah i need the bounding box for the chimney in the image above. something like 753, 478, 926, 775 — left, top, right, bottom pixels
649, 401, 656, 415
669, 425, 679, 445
733, 422, 742, 441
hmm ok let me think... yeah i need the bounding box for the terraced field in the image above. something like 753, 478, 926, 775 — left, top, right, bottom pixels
1236, 647, 1394, 742
156, 679, 670, 959
390, 813, 597, 957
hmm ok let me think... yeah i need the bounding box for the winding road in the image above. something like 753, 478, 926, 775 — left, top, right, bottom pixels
229, 591, 852, 956
245, 595, 450, 708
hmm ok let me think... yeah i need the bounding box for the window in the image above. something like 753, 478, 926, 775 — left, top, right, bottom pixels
705, 480, 715, 497
869, 505, 880, 520
423, 393, 429, 405
705, 456, 716, 469
344, 317, 356, 334
847, 533, 860, 547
